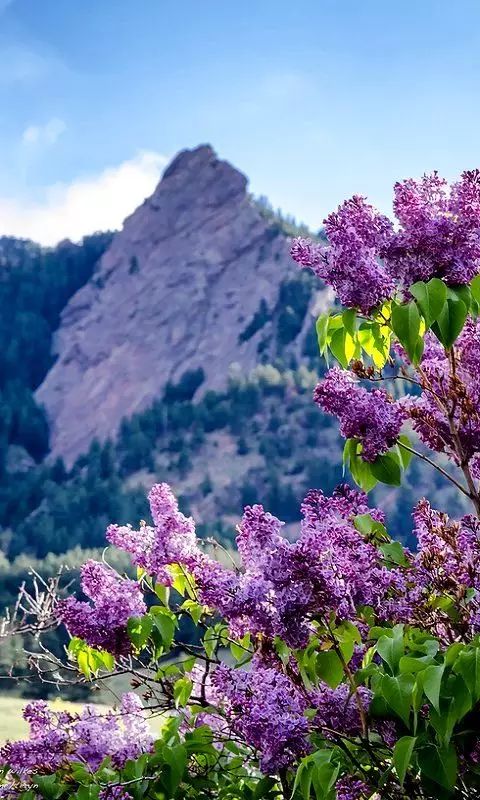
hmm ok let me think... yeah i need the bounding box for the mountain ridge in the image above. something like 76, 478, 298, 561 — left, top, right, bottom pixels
36, 144, 328, 466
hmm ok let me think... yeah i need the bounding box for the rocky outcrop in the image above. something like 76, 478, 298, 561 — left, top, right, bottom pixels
36, 145, 321, 466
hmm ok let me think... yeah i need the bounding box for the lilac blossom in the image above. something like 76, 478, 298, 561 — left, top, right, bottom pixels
314, 367, 405, 461
386, 170, 480, 286
107, 483, 396, 648
413, 500, 480, 631
0, 694, 152, 782
73, 693, 153, 771
107, 482, 201, 583
292, 171, 480, 313
335, 776, 371, 800
211, 663, 310, 773
310, 683, 371, 738
291, 196, 394, 313
377, 499, 480, 640
58, 560, 146, 655
99, 789, 133, 800
404, 321, 480, 476
0, 702, 70, 779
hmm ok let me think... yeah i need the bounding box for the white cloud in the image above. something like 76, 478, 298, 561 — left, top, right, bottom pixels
22, 118, 67, 147
0, 150, 168, 246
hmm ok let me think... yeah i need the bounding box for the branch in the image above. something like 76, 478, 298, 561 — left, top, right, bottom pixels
397, 440, 472, 499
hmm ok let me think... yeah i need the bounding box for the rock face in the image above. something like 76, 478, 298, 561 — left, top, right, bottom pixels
36, 145, 309, 466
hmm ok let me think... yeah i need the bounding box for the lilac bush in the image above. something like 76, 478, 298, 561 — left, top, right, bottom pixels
3, 170, 480, 798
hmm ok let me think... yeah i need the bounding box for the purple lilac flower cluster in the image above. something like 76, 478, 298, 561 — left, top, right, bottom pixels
99, 788, 133, 800
211, 663, 310, 772
402, 321, 480, 476
107, 482, 398, 650
312, 309, 480, 474
335, 776, 371, 800
314, 366, 406, 461
55, 481, 480, 774
310, 683, 371, 739
407, 499, 480, 637
292, 170, 480, 311
292, 196, 394, 313
58, 560, 146, 655
107, 483, 199, 583
103, 483, 407, 771
389, 170, 480, 286
0, 694, 152, 785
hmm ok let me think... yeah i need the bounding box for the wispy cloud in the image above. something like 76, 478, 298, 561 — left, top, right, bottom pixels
21, 118, 67, 148
0, 151, 168, 245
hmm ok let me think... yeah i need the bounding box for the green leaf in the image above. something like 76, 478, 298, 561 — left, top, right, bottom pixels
329, 327, 359, 368
342, 308, 357, 336
252, 777, 278, 800
173, 676, 193, 708
344, 439, 378, 492
422, 664, 445, 713
394, 736, 416, 786
445, 642, 464, 667
410, 278, 447, 327
432, 296, 468, 349
162, 743, 188, 795
380, 541, 410, 567
154, 583, 170, 606
150, 606, 177, 650
316, 313, 330, 356
292, 760, 313, 800
203, 623, 229, 659
75, 788, 100, 800
381, 673, 414, 726
127, 614, 153, 651
429, 675, 471, 746
454, 647, 480, 701
370, 452, 402, 486
448, 284, 471, 310
351, 456, 378, 491
399, 654, 435, 674
391, 301, 424, 364
357, 321, 391, 368
342, 437, 356, 472
353, 513, 388, 541
230, 633, 252, 662
292, 752, 335, 800
67, 636, 84, 656
68, 640, 114, 679
376, 625, 404, 674
418, 743, 458, 791
471, 275, 480, 304
397, 434, 414, 469
167, 563, 191, 596
316, 650, 344, 689
311, 760, 340, 800
36, 776, 64, 800
336, 621, 362, 644
353, 512, 375, 535
180, 599, 204, 625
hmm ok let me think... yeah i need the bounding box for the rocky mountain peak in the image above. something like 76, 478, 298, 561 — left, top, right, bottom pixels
35, 145, 318, 467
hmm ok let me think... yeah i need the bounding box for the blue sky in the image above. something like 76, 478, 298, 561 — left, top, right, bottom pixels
1, 0, 480, 243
